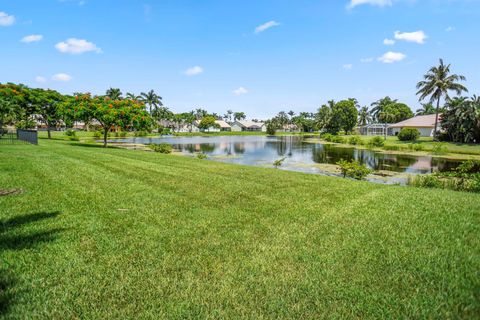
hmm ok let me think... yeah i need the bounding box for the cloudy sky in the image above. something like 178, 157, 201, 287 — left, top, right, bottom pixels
1, 0, 479, 118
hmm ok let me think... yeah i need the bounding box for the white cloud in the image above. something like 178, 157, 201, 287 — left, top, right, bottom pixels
348, 0, 392, 9
360, 57, 374, 63
55, 38, 102, 54
378, 51, 406, 63
52, 73, 72, 82
184, 66, 203, 76
254, 20, 280, 34
445, 26, 454, 32
383, 38, 395, 45
21, 34, 43, 43
0, 11, 15, 26
394, 30, 427, 44
35, 76, 47, 83
233, 87, 248, 95
342, 64, 353, 70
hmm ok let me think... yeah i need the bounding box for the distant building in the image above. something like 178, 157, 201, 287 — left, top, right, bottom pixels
231, 120, 266, 132
388, 114, 441, 137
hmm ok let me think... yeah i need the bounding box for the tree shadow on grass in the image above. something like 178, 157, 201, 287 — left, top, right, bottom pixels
0, 211, 63, 316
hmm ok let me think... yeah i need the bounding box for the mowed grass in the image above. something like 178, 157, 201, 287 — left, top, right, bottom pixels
1, 139, 479, 319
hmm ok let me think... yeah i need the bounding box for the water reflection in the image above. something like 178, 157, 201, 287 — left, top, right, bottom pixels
115, 135, 462, 182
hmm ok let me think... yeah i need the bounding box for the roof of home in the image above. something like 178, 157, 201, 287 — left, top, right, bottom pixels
235, 120, 265, 128
388, 114, 440, 128
215, 120, 231, 128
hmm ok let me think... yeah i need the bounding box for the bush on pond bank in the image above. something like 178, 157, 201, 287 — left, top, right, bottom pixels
149, 143, 172, 154
409, 160, 480, 193
336, 159, 372, 180
398, 128, 420, 141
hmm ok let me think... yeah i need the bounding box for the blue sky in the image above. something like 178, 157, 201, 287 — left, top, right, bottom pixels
1, 0, 479, 118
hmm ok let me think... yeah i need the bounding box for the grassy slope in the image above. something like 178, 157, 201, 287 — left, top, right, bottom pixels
1, 139, 479, 319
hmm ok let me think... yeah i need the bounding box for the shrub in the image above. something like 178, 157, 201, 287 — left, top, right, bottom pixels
336, 159, 372, 180
134, 130, 148, 137
321, 133, 334, 142
348, 135, 364, 145
160, 127, 171, 135
69, 135, 80, 141
408, 174, 444, 189
93, 131, 102, 139
148, 143, 172, 154
367, 136, 385, 148
408, 160, 480, 193
114, 131, 127, 137
407, 143, 424, 152
273, 157, 286, 168
266, 122, 277, 135
64, 129, 75, 136
398, 128, 420, 141
197, 153, 207, 159
15, 119, 36, 130
331, 135, 346, 144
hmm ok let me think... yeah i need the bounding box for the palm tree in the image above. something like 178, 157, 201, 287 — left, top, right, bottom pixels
415, 103, 436, 116
370, 96, 397, 122
126, 92, 141, 100
106, 87, 122, 100
233, 112, 246, 122
357, 106, 372, 126
416, 59, 468, 140
140, 90, 163, 115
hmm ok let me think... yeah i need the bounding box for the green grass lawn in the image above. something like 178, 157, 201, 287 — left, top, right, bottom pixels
1, 139, 479, 318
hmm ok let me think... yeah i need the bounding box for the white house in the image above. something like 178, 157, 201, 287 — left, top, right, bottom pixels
231, 120, 266, 132
388, 114, 441, 137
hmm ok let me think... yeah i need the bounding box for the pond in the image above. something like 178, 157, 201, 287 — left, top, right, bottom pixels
112, 135, 463, 184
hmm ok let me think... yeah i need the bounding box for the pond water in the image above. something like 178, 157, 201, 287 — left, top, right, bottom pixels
113, 135, 462, 184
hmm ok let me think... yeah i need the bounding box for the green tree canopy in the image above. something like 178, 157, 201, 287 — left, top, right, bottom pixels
61, 94, 152, 147
198, 116, 219, 131
379, 103, 413, 123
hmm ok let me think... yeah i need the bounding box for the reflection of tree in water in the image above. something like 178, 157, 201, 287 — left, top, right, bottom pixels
431, 158, 462, 173
312, 144, 419, 172
178, 144, 197, 153
200, 143, 216, 153
233, 142, 245, 154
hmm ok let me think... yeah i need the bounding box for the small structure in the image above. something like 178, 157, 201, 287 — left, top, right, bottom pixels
358, 123, 388, 136
388, 114, 440, 137
231, 120, 266, 132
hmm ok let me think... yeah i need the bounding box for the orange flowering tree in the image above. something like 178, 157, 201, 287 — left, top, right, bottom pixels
0, 83, 37, 127
62, 94, 152, 147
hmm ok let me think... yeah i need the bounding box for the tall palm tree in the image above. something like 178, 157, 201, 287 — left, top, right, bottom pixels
416, 59, 468, 140
106, 87, 122, 100
140, 90, 163, 115
357, 106, 372, 126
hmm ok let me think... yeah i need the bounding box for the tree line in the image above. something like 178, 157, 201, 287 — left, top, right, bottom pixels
1, 59, 479, 144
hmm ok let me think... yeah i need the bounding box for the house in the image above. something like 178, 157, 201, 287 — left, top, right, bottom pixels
231, 120, 266, 132
388, 114, 441, 137
215, 120, 232, 132
277, 124, 300, 133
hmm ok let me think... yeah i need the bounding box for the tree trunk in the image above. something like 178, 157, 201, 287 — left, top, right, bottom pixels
103, 128, 108, 147
47, 127, 51, 139
433, 97, 441, 141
